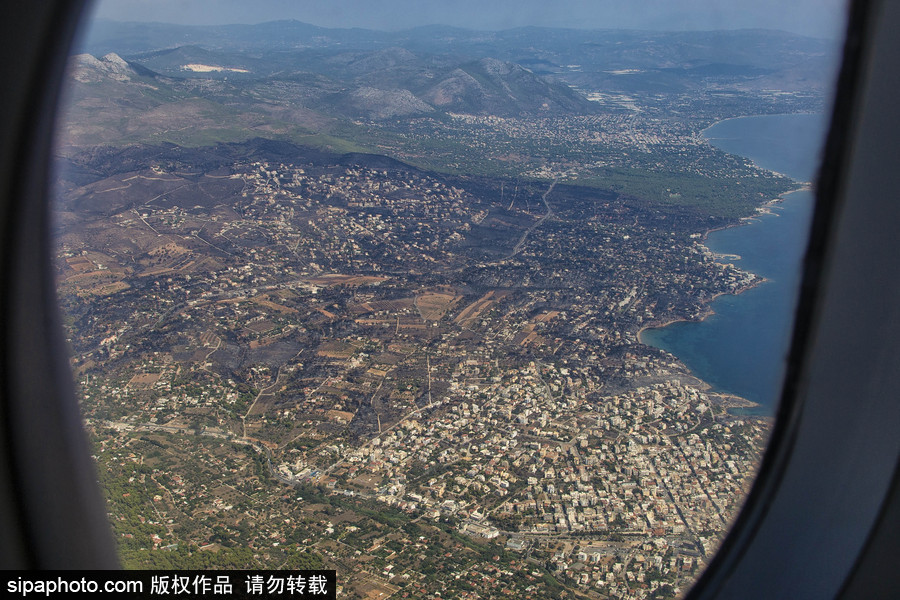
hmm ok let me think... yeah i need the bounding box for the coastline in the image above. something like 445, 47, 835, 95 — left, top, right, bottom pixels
696, 114, 817, 245
709, 392, 763, 414
696, 185, 807, 246
636, 309, 764, 415
638, 113, 821, 414
700, 112, 823, 185
636, 277, 762, 345
636, 186, 802, 411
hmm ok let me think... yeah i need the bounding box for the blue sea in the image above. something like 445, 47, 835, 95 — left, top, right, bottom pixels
640, 113, 829, 414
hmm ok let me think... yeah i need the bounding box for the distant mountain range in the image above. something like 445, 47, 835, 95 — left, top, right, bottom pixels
80, 19, 837, 97
59, 20, 836, 172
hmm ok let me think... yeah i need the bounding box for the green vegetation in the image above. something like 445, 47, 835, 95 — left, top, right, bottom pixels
571, 167, 797, 220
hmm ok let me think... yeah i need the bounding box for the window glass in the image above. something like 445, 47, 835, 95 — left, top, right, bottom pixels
54, 1, 846, 596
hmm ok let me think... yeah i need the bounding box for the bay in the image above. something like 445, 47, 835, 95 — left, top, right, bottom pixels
640, 113, 828, 414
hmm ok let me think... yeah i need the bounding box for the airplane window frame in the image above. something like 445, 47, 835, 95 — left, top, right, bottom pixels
0, 0, 118, 568
0, 2, 897, 598
688, 0, 900, 597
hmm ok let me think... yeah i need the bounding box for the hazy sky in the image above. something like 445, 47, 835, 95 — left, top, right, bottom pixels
90, 0, 849, 39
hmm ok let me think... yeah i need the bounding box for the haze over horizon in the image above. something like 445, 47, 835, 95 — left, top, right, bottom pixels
89, 0, 849, 39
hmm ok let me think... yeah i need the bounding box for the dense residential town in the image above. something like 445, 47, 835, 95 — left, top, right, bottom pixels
385, 92, 819, 182
59, 142, 777, 597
